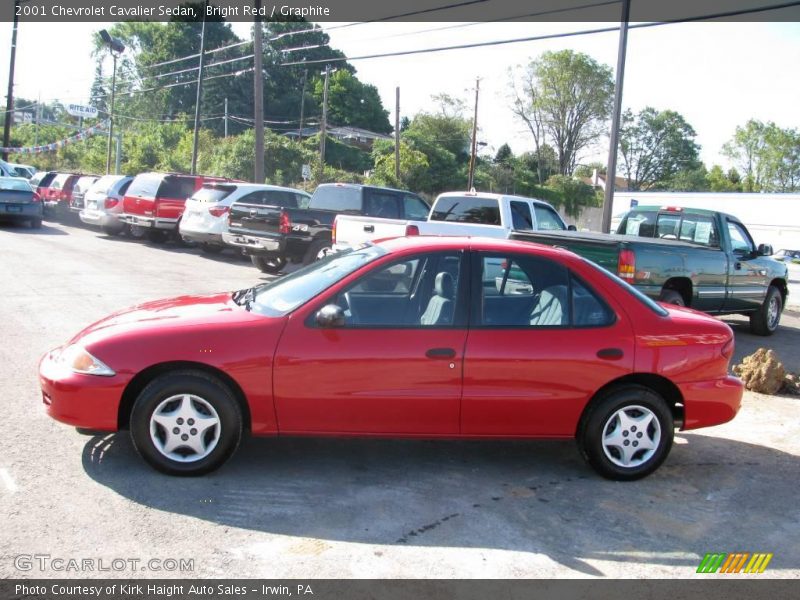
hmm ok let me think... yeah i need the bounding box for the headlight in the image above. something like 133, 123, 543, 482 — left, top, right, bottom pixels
58, 345, 116, 377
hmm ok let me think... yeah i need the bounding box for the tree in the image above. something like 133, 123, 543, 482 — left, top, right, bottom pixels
706, 165, 742, 192
494, 143, 513, 165
618, 107, 701, 191
545, 175, 600, 217
722, 119, 768, 192
312, 70, 391, 133
510, 50, 613, 177
369, 139, 429, 189
762, 125, 800, 192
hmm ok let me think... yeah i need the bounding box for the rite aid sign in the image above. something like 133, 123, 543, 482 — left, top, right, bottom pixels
66, 104, 98, 119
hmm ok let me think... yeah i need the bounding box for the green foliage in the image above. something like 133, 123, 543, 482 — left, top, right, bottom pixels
304, 134, 371, 173
545, 175, 599, 217
494, 143, 513, 165
722, 119, 800, 192
368, 139, 429, 189
706, 165, 742, 192
511, 50, 614, 175
665, 166, 710, 192
312, 70, 391, 134
619, 107, 701, 191
574, 162, 606, 178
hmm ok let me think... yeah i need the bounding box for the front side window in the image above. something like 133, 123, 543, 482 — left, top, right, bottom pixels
363, 190, 401, 219
331, 252, 463, 327
403, 194, 430, 220
679, 214, 719, 247
727, 220, 754, 255
430, 196, 501, 225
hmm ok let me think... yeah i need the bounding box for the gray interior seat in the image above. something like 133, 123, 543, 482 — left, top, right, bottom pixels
420, 272, 455, 325
529, 285, 568, 326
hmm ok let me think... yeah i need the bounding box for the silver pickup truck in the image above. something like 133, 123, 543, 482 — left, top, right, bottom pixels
332, 191, 573, 251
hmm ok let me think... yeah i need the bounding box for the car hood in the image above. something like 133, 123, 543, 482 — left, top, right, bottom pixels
69, 292, 268, 346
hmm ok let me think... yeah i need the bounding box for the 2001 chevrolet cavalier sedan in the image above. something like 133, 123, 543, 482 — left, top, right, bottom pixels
39, 237, 743, 480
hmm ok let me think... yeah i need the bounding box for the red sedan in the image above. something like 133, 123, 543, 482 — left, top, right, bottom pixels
39, 237, 743, 480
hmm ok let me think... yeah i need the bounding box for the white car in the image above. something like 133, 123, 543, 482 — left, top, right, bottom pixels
180, 183, 311, 254
78, 175, 134, 235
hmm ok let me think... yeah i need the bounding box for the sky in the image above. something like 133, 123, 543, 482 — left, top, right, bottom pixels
1, 19, 798, 169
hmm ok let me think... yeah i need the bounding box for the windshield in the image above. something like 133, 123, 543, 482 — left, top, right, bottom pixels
580, 258, 669, 316
250, 245, 387, 317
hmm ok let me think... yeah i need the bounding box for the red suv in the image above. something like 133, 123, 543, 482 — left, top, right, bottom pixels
43, 172, 96, 217
121, 172, 231, 242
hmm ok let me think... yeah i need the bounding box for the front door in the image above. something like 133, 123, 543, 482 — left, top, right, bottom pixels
724, 218, 767, 311
273, 251, 468, 434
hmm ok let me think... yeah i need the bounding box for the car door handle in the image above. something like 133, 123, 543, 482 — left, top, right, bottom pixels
363, 225, 375, 233
597, 348, 624, 360
426, 347, 456, 359
734, 262, 742, 270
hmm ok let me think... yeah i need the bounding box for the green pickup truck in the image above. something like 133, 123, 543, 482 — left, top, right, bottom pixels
510, 206, 789, 335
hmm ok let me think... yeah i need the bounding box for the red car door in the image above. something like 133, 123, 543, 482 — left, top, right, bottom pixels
462, 252, 635, 437
273, 251, 468, 435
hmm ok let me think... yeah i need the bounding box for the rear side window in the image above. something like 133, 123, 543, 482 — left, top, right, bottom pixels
127, 174, 163, 198
431, 196, 500, 225
621, 211, 656, 237
263, 190, 301, 207
403, 194, 429, 220
33, 172, 56, 188
158, 176, 196, 200
309, 185, 362, 212
118, 180, 132, 195
533, 204, 567, 230
192, 186, 236, 203
363, 189, 401, 219
510, 201, 533, 230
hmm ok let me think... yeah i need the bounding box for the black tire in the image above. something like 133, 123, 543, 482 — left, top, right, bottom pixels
200, 243, 225, 255
29, 218, 42, 229
128, 224, 146, 240
251, 254, 286, 274
130, 370, 243, 476
303, 238, 332, 265
659, 289, 686, 307
577, 385, 674, 481
147, 230, 167, 243
102, 225, 122, 236
750, 285, 782, 336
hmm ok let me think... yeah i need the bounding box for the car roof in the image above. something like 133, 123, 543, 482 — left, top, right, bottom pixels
373, 234, 573, 260
316, 182, 414, 194
203, 182, 309, 194
435, 191, 556, 207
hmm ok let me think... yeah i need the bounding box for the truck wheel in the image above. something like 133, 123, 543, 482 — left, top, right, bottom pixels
303, 239, 332, 265
577, 385, 673, 481
251, 255, 286, 274
128, 225, 146, 240
659, 289, 685, 307
129, 370, 242, 476
750, 285, 782, 336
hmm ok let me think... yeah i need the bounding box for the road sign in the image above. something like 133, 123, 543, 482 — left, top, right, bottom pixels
66, 104, 98, 119
302, 164, 311, 181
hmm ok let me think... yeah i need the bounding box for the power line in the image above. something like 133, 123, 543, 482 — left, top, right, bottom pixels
138, 39, 252, 71
281, 0, 800, 66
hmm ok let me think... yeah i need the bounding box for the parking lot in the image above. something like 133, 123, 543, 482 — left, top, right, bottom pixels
1, 218, 798, 579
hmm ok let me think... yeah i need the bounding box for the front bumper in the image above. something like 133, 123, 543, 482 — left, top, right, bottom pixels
38, 350, 123, 431
120, 213, 178, 231
679, 375, 743, 430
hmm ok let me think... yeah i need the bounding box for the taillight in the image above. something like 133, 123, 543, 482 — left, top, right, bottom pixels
32, 192, 41, 203
105, 197, 119, 209
405, 224, 420, 236
722, 338, 734, 360
332, 216, 338, 244
279, 211, 291, 234
618, 249, 635, 281
209, 205, 230, 218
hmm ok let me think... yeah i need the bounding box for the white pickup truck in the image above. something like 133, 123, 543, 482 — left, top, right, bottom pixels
332, 191, 573, 251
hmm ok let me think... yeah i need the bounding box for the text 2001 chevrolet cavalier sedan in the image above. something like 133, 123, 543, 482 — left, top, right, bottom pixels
39, 237, 743, 480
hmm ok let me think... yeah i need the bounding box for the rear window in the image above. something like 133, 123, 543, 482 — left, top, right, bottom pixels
75, 176, 97, 192
158, 176, 197, 200
127, 173, 163, 198
50, 174, 71, 190
431, 196, 500, 225
0, 178, 32, 191
31, 172, 56, 188
89, 175, 124, 196
309, 185, 362, 212
192, 185, 236, 203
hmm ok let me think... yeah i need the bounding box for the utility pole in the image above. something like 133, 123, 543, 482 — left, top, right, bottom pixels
394, 86, 400, 183
190, 10, 207, 176
602, 0, 630, 233
3, 0, 21, 161
467, 78, 480, 190
224, 97, 228, 138
34, 92, 40, 146
253, 0, 265, 183
99, 30, 125, 175
298, 68, 307, 138
318, 64, 330, 180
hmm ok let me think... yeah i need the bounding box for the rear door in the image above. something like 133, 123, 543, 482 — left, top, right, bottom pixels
273, 251, 468, 434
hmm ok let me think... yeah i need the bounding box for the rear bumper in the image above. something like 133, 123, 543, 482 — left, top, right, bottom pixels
182, 230, 224, 244
0, 203, 42, 220
79, 209, 123, 229
121, 213, 178, 231
38, 350, 123, 431
679, 375, 744, 430
222, 232, 283, 254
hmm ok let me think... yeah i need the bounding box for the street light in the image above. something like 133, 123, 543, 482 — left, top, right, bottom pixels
98, 29, 125, 175
2, 0, 32, 161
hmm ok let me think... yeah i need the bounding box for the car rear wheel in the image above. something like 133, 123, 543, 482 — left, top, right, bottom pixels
200, 243, 224, 254
577, 385, 673, 480
750, 285, 782, 336
659, 289, 685, 307
130, 371, 242, 476
101, 225, 122, 236
251, 254, 286, 274
303, 239, 332, 265
29, 218, 42, 229
128, 224, 146, 240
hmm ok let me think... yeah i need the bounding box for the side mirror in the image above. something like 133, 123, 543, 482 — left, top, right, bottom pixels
315, 304, 345, 328
757, 243, 773, 257
567, 225, 577, 231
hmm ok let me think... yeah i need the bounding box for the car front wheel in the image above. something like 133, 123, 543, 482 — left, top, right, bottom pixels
130, 371, 243, 476
578, 385, 673, 480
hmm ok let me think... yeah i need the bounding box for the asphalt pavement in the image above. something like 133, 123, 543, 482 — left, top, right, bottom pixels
0, 219, 798, 579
